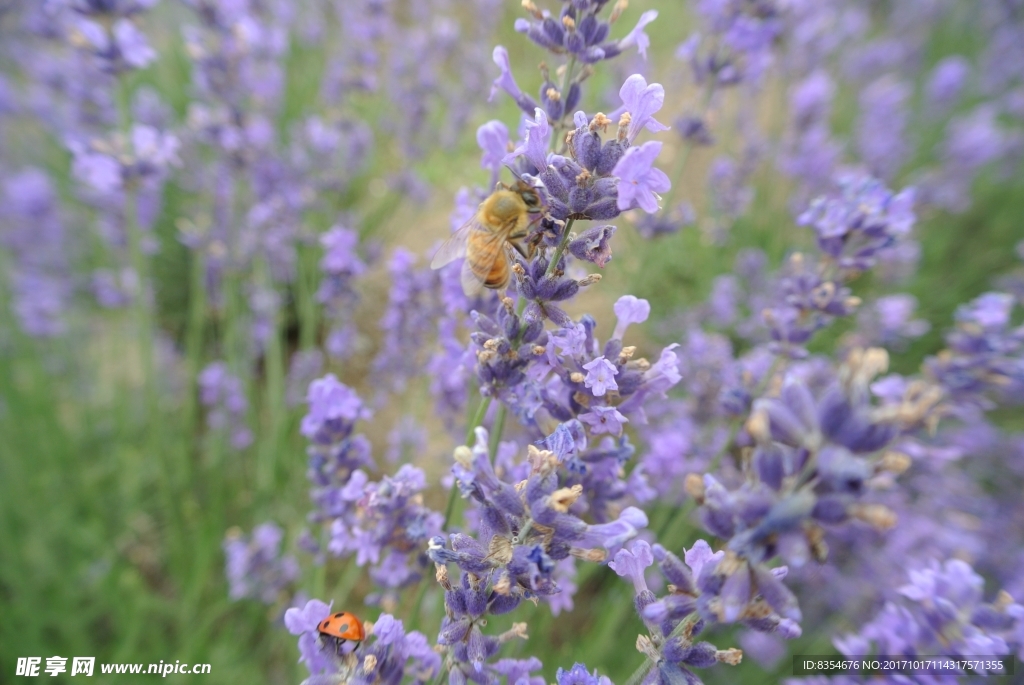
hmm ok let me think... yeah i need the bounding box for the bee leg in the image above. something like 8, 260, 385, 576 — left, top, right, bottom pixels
510, 241, 530, 260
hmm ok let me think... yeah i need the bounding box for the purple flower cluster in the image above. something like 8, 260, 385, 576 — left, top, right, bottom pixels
198, 361, 252, 450
302, 375, 441, 594
427, 427, 648, 681
373, 249, 444, 396
609, 538, 747, 684
925, 292, 1024, 410
0, 170, 71, 337
797, 176, 916, 275
318, 226, 367, 360
326, 464, 443, 592
223, 523, 299, 604
832, 559, 1020, 676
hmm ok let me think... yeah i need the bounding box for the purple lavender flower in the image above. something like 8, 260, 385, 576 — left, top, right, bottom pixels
834, 559, 1019, 674
613, 141, 671, 213
582, 356, 619, 397
568, 224, 617, 268
857, 77, 910, 181
372, 249, 442, 395
555, 662, 612, 685
503, 107, 551, 172
612, 295, 651, 339
0, 169, 71, 337
618, 74, 670, 144
798, 174, 916, 273
927, 291, 1024, 407
198, 362, 252, 450
477, 120, 511, 188
612, 539, 746, 683
326, 464, 442, 590
514, 5, 657, 64
223, 523, 299, 604
613, 10, 659, 60
850, 294, 930, 349
285, 598, 337, 676
302, 374, 372, 443
489, 46, 537, 115
578, 406, 628, 436
927, 56, 971, 111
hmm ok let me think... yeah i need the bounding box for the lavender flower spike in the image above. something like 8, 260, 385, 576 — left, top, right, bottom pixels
613, 141, 671, 213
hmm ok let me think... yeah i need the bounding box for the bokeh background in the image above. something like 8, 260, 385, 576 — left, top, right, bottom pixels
2, 1, 1023, 683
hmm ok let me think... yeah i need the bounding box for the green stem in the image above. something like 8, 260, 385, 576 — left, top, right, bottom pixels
488, 405, 507, 462
330, 560, 363, 604
544, 216, 576, 278
549, 56, 578, 154
255, 257, 285, 495
406, 570, 432, 633
312, 527, 331, 601
441, 395, 493, 531
359, 192, 404, 241
465, 395, 493, 447
295, 245, 319, 352
120, 76, 184, 563
181, 250, 208, 486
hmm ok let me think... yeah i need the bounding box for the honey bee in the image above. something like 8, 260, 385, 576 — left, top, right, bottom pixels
430, 180, 543, 296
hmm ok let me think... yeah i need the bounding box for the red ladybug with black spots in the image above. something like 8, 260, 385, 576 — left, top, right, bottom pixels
316, 611, 365, 656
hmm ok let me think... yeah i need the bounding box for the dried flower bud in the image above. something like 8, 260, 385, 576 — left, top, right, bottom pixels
435, 562, 450, 589
548, 484, 583, 512
716, 648, 743, 665
590, 113, 611, 132
746, 409, 771, 443
610, 0, 629, 22
571, 547, 607, 562
849, 503, 898, 530
685, 473, 706, 502
636, 634, 660, 661
493, 572, 512, 595
521, 0, 543, 19
453, 445, 473, 467
879, 450, 911, 474
500, 623, 529, 642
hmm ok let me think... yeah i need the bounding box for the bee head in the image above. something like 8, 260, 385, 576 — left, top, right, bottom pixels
514, 181, 543, 215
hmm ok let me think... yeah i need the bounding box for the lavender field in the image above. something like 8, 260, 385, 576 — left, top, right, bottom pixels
2, 1, 1024, 684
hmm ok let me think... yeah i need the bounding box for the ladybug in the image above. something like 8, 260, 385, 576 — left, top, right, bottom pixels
317, 611, 365, 654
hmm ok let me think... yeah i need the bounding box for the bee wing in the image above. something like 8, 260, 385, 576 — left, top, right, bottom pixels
430, 220, 476, 269
461, 258, 486, 297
